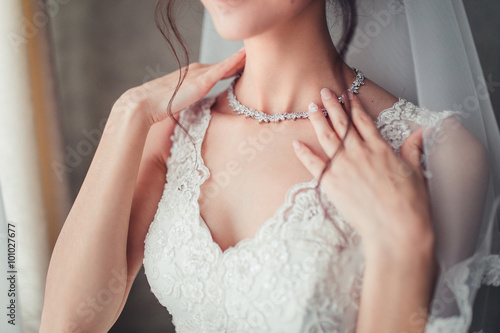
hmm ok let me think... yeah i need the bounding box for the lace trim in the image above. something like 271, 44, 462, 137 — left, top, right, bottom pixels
481, 254, 500, 287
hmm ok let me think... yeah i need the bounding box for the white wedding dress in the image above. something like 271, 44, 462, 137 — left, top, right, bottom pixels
143, 95, 460, 333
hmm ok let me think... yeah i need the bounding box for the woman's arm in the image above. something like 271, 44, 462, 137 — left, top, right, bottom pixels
292, 90, 448, 332
356, 223, 437, 332
40, 49, 247, 332
294, 88, 490, 331
356, 115, 489, 332
40, 102, 155, 332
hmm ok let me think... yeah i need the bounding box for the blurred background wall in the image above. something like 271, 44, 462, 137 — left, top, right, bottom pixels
43, 0, 499, 332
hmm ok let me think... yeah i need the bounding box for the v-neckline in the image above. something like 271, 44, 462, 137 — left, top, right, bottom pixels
191, 95, 406, 256
193, 97, 319, 256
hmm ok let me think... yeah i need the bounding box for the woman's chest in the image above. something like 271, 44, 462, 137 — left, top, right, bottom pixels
197, 113, 331, 252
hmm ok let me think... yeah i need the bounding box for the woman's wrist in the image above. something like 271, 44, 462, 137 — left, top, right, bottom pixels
358, 222, 436, 333
110, 90, 154, 129
363, 215, 435, 268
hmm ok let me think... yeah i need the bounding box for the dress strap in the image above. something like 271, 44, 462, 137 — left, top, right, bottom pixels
166, 97, 215, 187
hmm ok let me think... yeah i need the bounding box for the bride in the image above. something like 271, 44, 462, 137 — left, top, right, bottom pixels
40, 0, 496, 332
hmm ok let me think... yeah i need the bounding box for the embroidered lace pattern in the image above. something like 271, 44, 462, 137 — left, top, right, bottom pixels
143, 97, 461, 333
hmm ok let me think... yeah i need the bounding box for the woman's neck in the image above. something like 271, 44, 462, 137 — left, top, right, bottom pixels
234, 3, 353, 115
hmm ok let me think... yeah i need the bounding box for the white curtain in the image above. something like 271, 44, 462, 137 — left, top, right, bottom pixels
0, 1, 69, 332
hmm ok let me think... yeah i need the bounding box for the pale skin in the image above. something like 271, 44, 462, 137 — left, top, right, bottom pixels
41, 0, 439, 332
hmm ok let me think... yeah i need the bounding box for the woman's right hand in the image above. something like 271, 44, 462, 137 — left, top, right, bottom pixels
114, 47, 246, 126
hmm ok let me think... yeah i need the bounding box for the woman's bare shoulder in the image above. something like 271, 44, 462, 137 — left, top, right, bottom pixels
357, 77, 400, 120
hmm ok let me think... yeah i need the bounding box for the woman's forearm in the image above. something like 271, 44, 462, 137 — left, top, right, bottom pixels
40, 101, 151, 332
356, 222, 437, 333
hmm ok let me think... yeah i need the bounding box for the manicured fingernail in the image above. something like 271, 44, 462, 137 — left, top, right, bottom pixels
238, 46, 245, 52
308, 102, 319, 113
320, 88, 333, 100
292, 140, 301, 149
347, 91, 354, 100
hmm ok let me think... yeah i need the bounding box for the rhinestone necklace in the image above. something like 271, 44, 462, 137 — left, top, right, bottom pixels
227, 67, 365, 123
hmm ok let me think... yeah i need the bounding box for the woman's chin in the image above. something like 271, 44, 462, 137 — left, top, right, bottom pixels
213, 26, 249, 41
217, 31, 246, 41
212, 21, 266, 41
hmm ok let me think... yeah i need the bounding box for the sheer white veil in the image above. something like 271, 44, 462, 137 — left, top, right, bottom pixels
199, 0, 500, 331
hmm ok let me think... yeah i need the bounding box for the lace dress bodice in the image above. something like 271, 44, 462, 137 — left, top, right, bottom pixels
143, 96, 459, 333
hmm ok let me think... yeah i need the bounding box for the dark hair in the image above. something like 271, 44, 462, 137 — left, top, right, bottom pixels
154, 0, 196, 150
155, 0, 356, 209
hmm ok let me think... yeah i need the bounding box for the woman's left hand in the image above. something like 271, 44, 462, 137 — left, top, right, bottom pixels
292, 89, 434, 259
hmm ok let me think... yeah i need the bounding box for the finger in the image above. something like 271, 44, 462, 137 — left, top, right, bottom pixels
205, 47, 246, 83
292, 139, 327, 179
400, 127, 425, 177
307, 102, 341, 158
321, 88, 360, 150
221, 54, 246, 79
348, 92, 384, 144
320, 88, 349, 139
